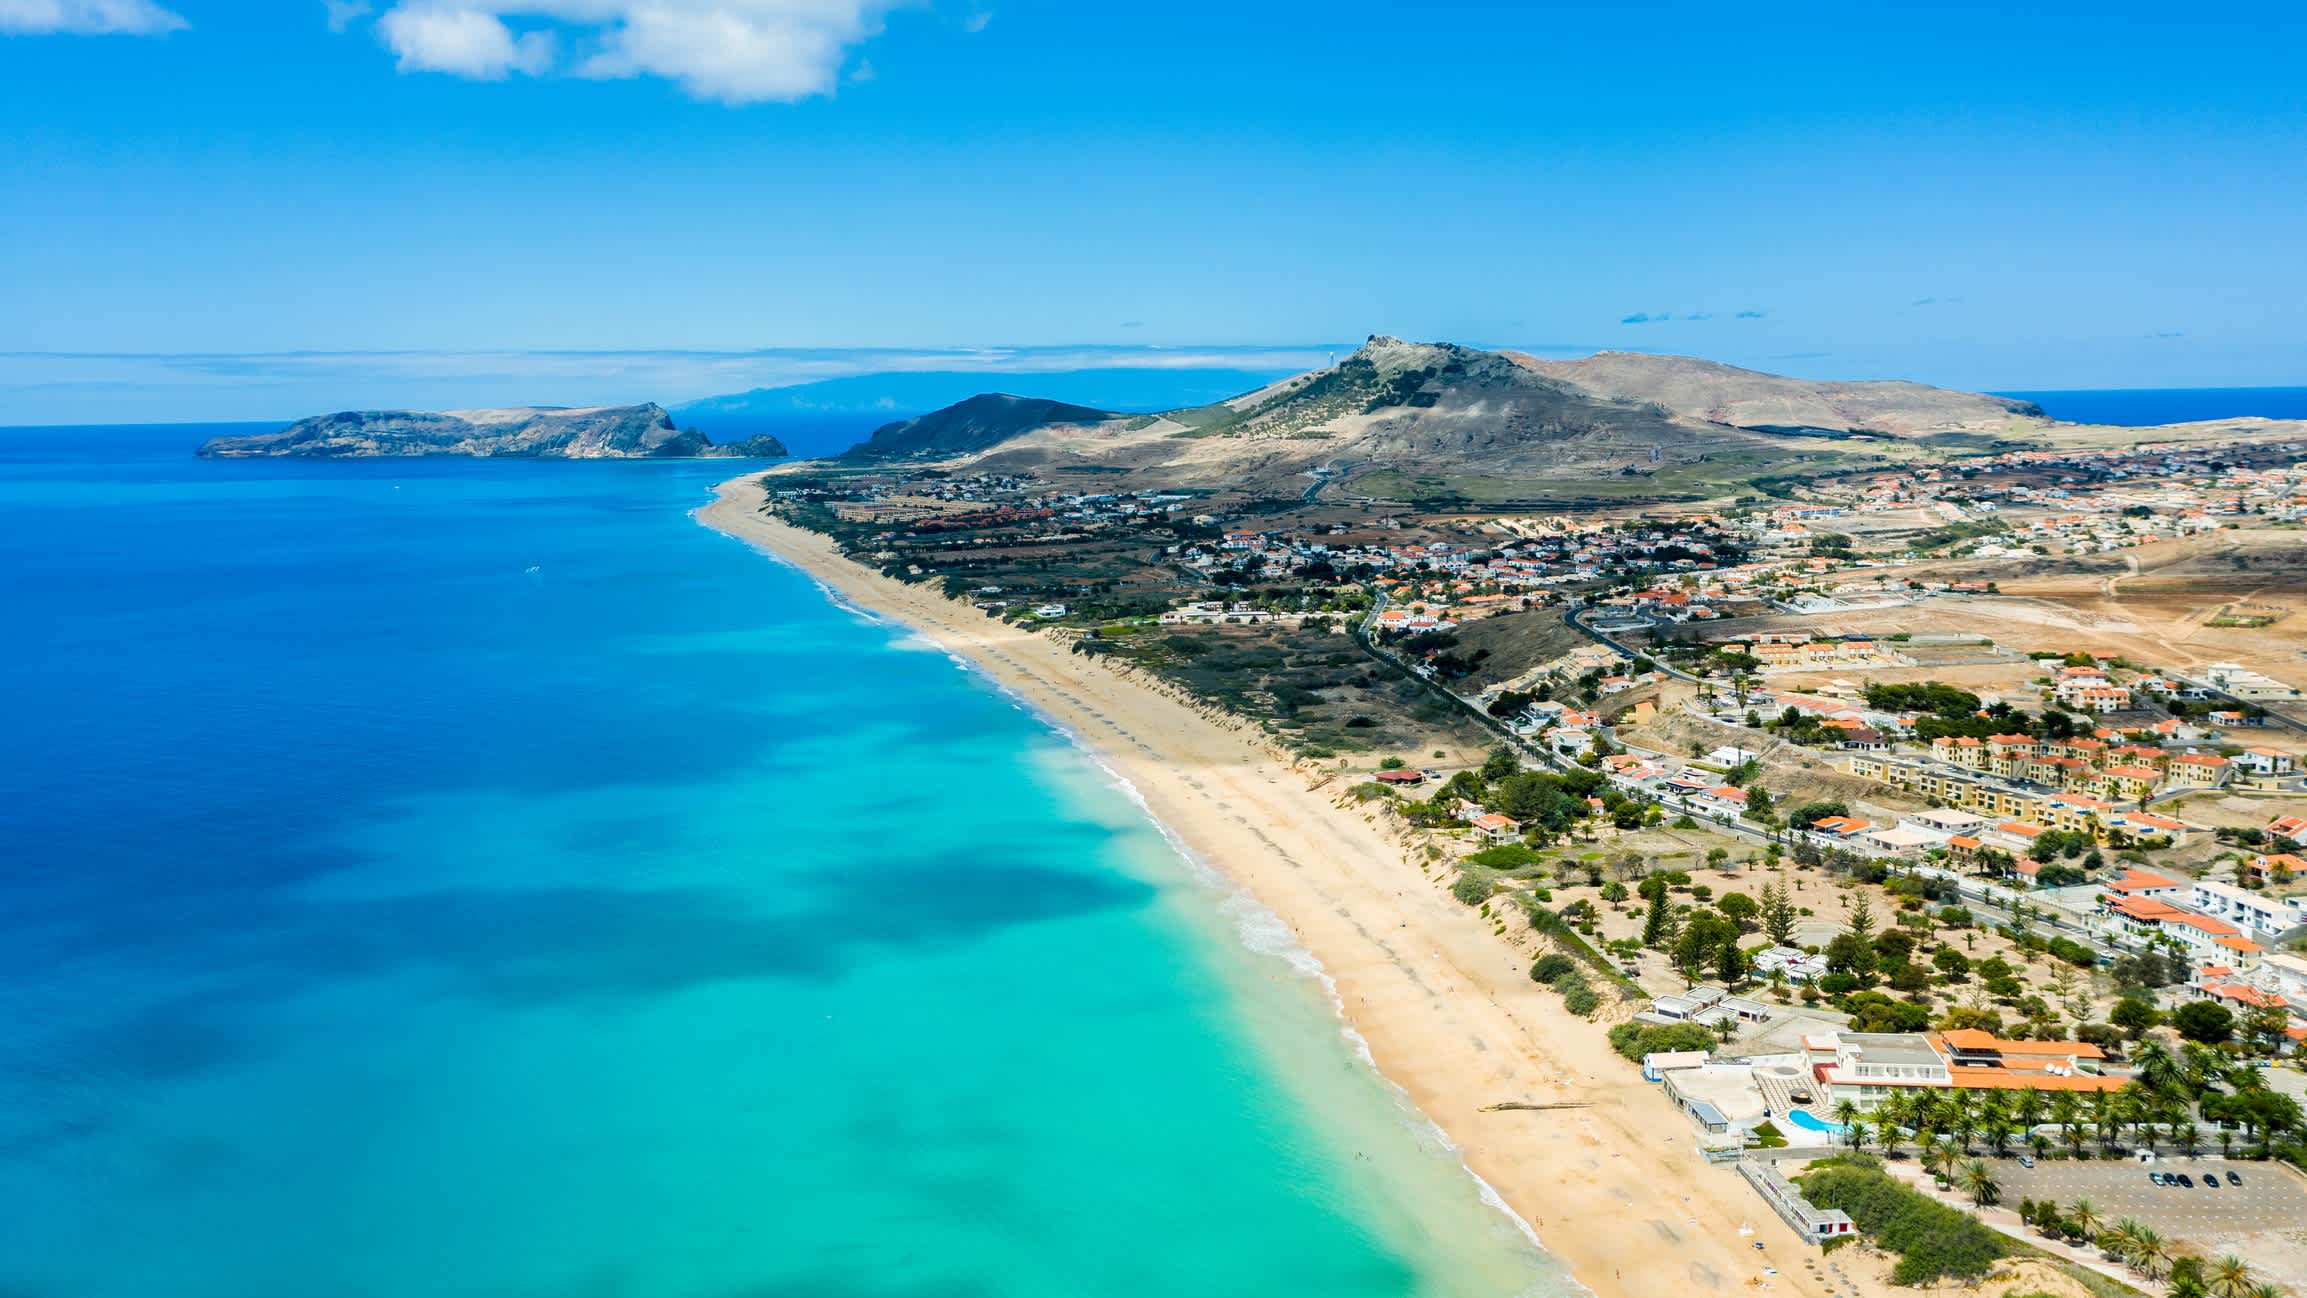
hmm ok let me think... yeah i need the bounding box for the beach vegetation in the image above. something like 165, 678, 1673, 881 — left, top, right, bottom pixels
1796, 1154, 2011, 1284
1530, 953, 1578, 984
1450, 870, 1497, 905
1605, 1020, 1715, 1062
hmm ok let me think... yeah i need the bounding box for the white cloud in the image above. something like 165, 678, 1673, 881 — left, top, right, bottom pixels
378, 4, 553, 78
322, 0, 374, 33
0, 0, 185, 34
363, 2, 898, 103
961, 9, 989, 32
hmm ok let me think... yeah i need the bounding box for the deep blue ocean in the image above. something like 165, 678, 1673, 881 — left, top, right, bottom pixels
0, 425, 1560, 1298
1998, 386, 2307, 425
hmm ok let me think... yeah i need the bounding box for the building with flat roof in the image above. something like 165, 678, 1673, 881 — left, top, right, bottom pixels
1739, 1162, 1856, 1243
1799, 1029, 2121, 1109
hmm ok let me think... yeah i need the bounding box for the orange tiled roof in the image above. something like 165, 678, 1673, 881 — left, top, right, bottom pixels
1938, 1028, 2107, 1060
1947, 1068, 2126, 1092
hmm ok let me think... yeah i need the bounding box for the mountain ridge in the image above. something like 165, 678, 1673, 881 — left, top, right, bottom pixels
808, 336, 2054, 498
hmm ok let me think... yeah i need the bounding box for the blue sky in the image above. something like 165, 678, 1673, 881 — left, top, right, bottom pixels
5, 1, 2307, 422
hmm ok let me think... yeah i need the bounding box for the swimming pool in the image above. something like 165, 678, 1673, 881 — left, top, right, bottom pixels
1784, 1109, 1845, 1136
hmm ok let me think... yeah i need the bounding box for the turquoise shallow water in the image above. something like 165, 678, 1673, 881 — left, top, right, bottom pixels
0, 426, 1565, 1298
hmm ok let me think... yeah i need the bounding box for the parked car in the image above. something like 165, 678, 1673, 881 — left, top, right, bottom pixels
2177, 1173, 2196, 1188
2148, 1171, 2166, 1186
2226, 1171, 2243, 1186
2017, 1154, 2034, 1168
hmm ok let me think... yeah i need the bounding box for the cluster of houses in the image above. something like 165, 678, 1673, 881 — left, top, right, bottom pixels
1842, 752, 2208, 844
1824, 438, 2305, 548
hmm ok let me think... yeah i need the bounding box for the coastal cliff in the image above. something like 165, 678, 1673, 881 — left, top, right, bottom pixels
195, 404, 786, 459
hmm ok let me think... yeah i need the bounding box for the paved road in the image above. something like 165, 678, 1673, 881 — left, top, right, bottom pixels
1563, 605, 1704, 683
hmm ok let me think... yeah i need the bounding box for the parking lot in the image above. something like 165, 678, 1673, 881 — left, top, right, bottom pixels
1990, 1156, 2307, 1238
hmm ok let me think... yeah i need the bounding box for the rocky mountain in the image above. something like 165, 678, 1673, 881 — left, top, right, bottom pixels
195, 404, 787, 459
814, 337, 2057, 500
1509, 351, 2042, 435
843, 394, 1120, 459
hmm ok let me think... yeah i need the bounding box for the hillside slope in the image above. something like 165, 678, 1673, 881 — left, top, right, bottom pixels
845, 394, 1120, 459
1510, 351, 2042, 435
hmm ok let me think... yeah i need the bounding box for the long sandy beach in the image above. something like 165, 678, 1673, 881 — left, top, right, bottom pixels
700, 474, 1883, 1298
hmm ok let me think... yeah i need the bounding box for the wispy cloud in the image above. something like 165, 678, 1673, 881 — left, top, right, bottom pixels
2151, 330, 2184, 339
322, 0, 373, 33
1910, 295, 1964, 307
962, 9, 992, 32
1622, 309, 1767, 325
0, 0, 185, 35
360, 2, 899, 103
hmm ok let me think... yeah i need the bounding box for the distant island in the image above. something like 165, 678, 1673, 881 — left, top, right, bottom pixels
195, 403, 786, 459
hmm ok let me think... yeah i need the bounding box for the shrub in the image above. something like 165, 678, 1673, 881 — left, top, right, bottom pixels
1531, 954, 1578, 984
1604, 1020, 1717, 1062
1451, 871, 1496, 905
1560, 984, 1602, 1016
1466, 843, 1543, 871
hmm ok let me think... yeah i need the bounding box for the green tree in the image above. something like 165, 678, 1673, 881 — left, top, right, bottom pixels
2171, 1001, 2235, 1045
2110, 996, 2163, 1040
1481, 744, 1522, 782
1641, 889, 1677, 950
1759, 875, 1798, 946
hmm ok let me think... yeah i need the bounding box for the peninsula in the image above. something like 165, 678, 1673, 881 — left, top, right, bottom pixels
195, 403, 786, 459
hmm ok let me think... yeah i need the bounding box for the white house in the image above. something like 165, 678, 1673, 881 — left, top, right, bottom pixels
2236, 748, 2298, 777
2188, 880, 2307, 941
1752, 945, 1829, 983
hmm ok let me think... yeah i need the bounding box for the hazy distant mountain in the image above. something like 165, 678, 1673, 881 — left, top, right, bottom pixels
677, 367, 1298, 422
1511, 350, 2042, 434
195, 404, 786, 459
845, 394, 1120, 460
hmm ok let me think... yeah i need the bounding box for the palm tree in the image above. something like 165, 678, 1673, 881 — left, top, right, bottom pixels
1873, 1091, 1910, 1154
2029, 1130, 2053, 1160
2205, 1254, 2256, 1298
1962, 1157, 2001, 1207
2100, 1217, 2142, 1264
2050, 1091, 2084, 1154
2015, 1086, 2048, 1132
1922, 1138, 1959, 1184
2176, 1121, 2201, 1156
1847, 1119, 1872, 1155
1984, 1117, 2016, 1156
1832, 1097, 1861, 1134
2068, 1198, 2101, 1244
2127, 1226, 2173, 1282
2183, 1043, 2232, 1097
2135, 1040, 2187, 1099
